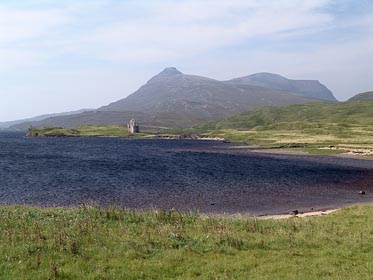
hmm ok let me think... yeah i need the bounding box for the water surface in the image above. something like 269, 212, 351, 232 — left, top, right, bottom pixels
1, 132, 372, 215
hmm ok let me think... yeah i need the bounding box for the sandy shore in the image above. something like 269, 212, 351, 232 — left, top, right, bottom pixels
258, 208, 339, 219
203, 208, 340, 220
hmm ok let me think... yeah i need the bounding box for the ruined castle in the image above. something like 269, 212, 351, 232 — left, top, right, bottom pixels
127, 118, 139, 133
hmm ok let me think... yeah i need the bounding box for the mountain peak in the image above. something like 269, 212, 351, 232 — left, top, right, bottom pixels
159, 67, 182, 76
252, 72, 284, 77
147, 67, 183, 83
248, 72, 288, 81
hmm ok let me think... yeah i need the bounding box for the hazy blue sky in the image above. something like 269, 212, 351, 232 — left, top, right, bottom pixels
0, 0, 372, 121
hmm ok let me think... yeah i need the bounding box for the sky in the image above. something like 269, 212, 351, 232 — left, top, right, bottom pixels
0, 0, 372, 121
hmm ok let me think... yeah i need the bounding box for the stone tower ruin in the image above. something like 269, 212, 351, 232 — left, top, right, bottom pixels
127, 118, 139, 133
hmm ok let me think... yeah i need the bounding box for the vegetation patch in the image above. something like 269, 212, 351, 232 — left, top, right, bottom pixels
27, 125, 148, 138
0, 205, 373, 279
185, 101, 373, 154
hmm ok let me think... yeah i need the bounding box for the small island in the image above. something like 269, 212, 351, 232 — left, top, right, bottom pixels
26, 124, 190, 140
27, 118, 154, 138
27, 125, 147, 138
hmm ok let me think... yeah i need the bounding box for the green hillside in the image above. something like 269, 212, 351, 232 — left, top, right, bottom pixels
196, 101, 373, 151
199, 101, 373, 130
348, 91, 373, 102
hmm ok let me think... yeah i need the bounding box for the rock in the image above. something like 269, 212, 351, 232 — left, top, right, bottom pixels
291, 210, 299, 216
358, 190, 366, 195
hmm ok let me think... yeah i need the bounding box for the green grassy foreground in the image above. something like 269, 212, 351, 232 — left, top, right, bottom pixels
1, 205, 373, 279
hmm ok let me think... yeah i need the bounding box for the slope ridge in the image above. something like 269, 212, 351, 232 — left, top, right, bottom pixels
348, 91, 373, 102
226, 72, 336, 101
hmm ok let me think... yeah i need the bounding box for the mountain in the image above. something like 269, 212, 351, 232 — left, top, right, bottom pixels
98, 67, 322, 117
226, 72, 336, 101
0, 109, 93, 130
347, 91, 373, 102
10, 68, 335, 130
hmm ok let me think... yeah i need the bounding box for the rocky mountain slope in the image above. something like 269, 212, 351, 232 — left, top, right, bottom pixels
99, 68, 323, 117
10, 68, 336, 130
226, 72, 336, 101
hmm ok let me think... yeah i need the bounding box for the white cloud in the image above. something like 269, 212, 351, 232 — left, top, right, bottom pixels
0, 5, 70, 45
0, 0, 337, 66
80, 0, 333, 62
0, 4, 73, 72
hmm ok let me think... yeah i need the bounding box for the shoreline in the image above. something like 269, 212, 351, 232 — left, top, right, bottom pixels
229, 146, 373, 160
20, 130, 373, 159
0, 203, 368, 220
201, 202, 369, 219
258, 208, 339, 219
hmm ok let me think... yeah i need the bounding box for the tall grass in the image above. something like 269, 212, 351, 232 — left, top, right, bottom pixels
0, 205, 372, 279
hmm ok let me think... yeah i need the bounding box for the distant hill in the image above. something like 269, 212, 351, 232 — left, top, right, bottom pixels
347, 91, 373, 102
198, 100, 373, 131
0, 109, 93, 130
98, 67, 323, 117
10, 68, 335, 130
226, 72, 336, 101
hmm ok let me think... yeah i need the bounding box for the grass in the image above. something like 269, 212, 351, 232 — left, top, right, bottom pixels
197, 101, 373, 131
198, 127, 373, 158
27, 125, 149, 138
0, 205, 373, 279
188, 101, 373, 155
26, 126, 183, 140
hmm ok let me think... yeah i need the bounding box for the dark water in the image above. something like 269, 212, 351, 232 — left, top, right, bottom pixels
1, 132, 373, 215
